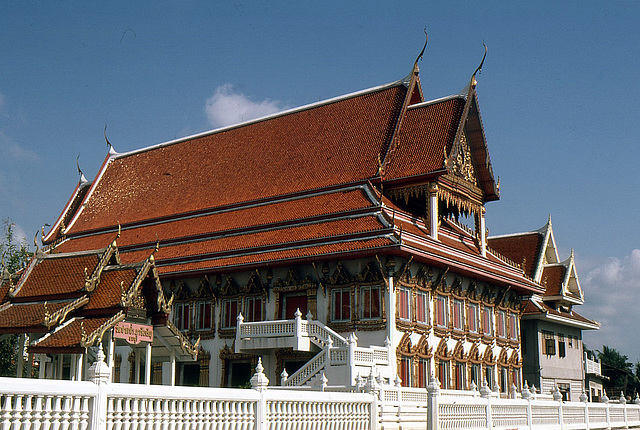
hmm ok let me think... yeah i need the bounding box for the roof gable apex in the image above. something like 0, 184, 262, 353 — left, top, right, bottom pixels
533, 216, 560, 282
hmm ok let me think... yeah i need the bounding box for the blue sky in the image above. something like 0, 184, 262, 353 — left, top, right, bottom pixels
1, 1, 639, 361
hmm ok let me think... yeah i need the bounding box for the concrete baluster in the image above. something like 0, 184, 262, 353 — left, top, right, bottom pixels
60, 397, 71, 430
11, 395, 23, 430
325, 336, 334, 368
22, 395, 34, 430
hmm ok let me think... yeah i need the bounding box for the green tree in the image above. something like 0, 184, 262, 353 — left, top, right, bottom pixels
598, 345, 637, 397
0, 218, 32, 377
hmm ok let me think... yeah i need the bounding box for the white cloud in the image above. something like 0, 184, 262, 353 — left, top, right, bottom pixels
0, 130, 39, 162
204, 84, 289, 128
580, 249, 640, 362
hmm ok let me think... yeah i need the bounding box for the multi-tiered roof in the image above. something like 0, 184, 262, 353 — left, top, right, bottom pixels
2, 59, 545, 354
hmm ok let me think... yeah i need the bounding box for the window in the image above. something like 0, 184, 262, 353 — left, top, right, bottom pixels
416, 290, 429, 324
500, 367, 508, 393
452, 299, 464, 330
558, 334, 566, 358
482, 306, 493, 336
221, 299, 239, 328
399, 356, 412, 387
332, 288, 351, 322
434, 295, 448, 327
470, 363, 481, 386
467, 303, 479, 333
438, 360, 450, 389
398, 287, 411, 320
417, 358, 429, 388
244, 296, 263, 322
485, 366, 494, 390
496, 310, 506, 338
454, 362, 466, 390
360, 286, 381, 320
543, 331, 556, 355
568, 335, 573, 348
507, 313, 518, 339
522, 329, 527, 354
194, 300, 212, 331
174, 302, 191, 331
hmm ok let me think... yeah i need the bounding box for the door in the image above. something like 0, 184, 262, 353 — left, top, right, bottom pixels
282, 294, 308, 319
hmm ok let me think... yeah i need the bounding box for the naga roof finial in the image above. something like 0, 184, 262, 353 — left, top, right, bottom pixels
471, 42, 488, 88
104, 124, 117, 155
76, 155, 88, 184
414, 28, 428, 68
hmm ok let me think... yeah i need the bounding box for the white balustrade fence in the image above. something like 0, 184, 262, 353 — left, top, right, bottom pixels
3, 360, 640, 430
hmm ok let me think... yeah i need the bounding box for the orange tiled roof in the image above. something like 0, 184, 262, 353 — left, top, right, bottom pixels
60, 84, 407, 236
84, 267, 139, 310
13, 253, 101, 299
53, 187, 377, 253
542, 265, 566, 297
0, 301, 73, 331
488, 233, 542, 278
383, 97, 465, 180
29, 317, 113, 351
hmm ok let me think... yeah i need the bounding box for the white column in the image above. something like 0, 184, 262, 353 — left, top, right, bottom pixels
56, 355, 64, 379
480, 207, 487, 257
170, 351, 176, 386
135, 349, 141, 384
145, 342, 152, 385
429, 183, 439, 240
75, 353, 83, 381
108, 333, 115, 382
387, 270, 397, 382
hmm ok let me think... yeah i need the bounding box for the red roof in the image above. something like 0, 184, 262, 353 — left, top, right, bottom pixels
488, 233, 542, 278
542, 265, 566, 297
61, 84, 407, 236
13, 253, 101, 299
29, 317, 113, 351
383, 98, 465, 180
0, 301, 73, 330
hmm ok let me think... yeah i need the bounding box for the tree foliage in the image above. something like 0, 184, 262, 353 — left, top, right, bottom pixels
0, 218, 33, 377
598, 345, 638, 397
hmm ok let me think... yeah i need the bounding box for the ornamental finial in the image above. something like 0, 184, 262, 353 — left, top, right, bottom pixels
471, 43, 488, 88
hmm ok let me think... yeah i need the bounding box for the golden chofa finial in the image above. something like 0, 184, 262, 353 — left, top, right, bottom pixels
471, 43, 488, 88
414, 28, 428, 68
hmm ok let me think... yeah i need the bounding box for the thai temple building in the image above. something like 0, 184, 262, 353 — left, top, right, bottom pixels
0, 51, 597, 394
489, 220, 599, 400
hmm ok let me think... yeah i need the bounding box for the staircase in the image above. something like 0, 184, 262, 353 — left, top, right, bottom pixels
236, 309, 389, 387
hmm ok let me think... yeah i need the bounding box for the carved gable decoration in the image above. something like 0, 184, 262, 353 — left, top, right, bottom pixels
173, 281, 191, 301
509, 350, 521, 367
358, 261, 382, 283
242, 272, 266, 296
397, 333, 412, 355
329, 263, 351, 285
445, 132, 477, 186
483, 348, 495, 365
219, 275, 239, 297
498, 349, 509, 366
452, 341, 465, 362
415, 265, 434, 287
468, 343, 482, 364
416, 335, 432, 359
194, 276, 214, 299
435, 339, 449, 359
451, 277, 464, 296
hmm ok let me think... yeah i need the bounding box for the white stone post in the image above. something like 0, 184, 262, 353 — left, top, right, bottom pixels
170, 351, 176, 386
75, 353, 83, 381
348, 333, 358, 386
235, 312, 244, 352
251, 358, 269, 430
107, 332, 115, 382
552, 384, 564, 428
325, 335, 333, 368
294, 308, 302, 337
426, 374, 441, 430
145, 342, 152, 385
88, 343, 111, 430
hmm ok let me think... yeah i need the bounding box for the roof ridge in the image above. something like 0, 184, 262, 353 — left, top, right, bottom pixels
112, 79, 407, 160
